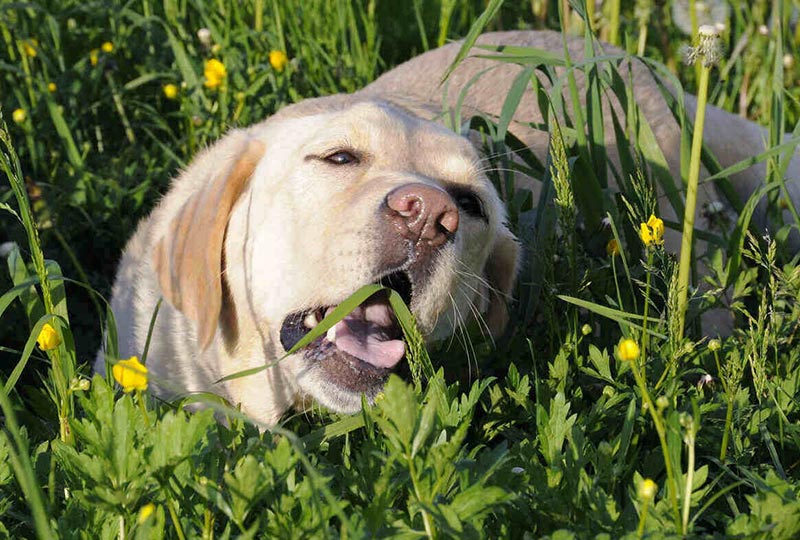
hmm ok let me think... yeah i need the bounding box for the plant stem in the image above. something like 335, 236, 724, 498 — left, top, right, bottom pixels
168, 497, 187, 540
407, 455, 435, 540
682, 428, 696, 533
720, 395, 734, 461
628, 360, 682, 534
641, 250, 654, 379
676, 63, 711, 340
637, 498, 650, 539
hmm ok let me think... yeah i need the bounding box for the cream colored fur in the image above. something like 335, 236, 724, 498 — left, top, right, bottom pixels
97, 31, 799, 425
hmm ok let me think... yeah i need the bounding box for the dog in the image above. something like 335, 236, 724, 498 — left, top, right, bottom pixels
96, 31, 799, 425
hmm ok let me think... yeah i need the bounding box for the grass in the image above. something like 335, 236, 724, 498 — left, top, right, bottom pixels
2, 0, 800, 538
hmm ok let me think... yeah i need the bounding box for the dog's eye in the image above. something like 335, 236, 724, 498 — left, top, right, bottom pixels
453, 190, 486, 220
324, 150, 359, 165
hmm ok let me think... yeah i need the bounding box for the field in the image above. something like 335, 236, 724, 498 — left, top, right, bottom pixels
1, 0, 800, 538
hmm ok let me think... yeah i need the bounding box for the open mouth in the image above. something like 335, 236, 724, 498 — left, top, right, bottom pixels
279, 270, 413, 392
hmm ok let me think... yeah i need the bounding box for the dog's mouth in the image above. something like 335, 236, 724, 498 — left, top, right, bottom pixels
279, 270, 413, 393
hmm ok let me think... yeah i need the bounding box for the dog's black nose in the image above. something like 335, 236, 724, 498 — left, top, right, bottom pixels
385, 183, 459, 247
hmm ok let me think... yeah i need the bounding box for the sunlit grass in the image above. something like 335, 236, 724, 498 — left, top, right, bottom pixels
1, 1, 799, 538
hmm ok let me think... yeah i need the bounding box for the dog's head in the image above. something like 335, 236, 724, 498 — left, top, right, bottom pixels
153, 96, 519, 414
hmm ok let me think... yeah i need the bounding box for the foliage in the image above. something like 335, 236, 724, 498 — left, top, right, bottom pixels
2, 0, 800, 539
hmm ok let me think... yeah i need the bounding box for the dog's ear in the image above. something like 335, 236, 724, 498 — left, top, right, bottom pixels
153, 138, 266, 349
485, 227, 520, 337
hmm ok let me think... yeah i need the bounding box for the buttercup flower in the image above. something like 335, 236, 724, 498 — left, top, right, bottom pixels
89, 49, 99, 66
22, 39, 38, 58
639, 214, 664, 247
47, 82, 57, 93
163, 83, 179, 99
638, 478, 657, 501
269, 50, 289, 72
137, 503, 156, 524
606, 238, 620, 257
12, 108, 27, 124
617, 338, 640, 362
204, 58, 227, 89
101, 41, 114, 53
112, 356, 148, 392
37, 323, 61, 350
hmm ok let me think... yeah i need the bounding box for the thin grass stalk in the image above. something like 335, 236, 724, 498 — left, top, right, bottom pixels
640, 250, 654, 379
607, 0, 621, 45
1, 117, 75, 443
676, 27, 721, 339
585, 0, 595, 32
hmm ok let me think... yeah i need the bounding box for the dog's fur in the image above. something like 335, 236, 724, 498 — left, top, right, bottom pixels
96, 31, 800, 425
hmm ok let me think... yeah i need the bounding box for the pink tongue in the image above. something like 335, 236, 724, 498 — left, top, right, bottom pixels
329, 303, 405, 369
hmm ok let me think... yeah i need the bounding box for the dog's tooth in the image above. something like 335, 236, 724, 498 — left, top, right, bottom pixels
304, 313, 318, 329
326, 325, 336, 342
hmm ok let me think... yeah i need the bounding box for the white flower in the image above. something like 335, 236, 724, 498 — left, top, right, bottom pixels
197, 28, 212, 47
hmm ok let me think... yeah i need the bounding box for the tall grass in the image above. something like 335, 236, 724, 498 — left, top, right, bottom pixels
1, 1, 800, 538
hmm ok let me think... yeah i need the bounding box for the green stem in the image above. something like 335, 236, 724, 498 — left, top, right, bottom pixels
682, 430, 696, 533
637, 498, 651, 539
676, 63, 711, 340
608, 0, 621, 45
407, 455, 435, 540
641, 250, 654, 379
629, 360, 682, 534
136, 390, 150, 427
637, 23, 648, 56
167, 497, 187, 540
720, 395, 734, 461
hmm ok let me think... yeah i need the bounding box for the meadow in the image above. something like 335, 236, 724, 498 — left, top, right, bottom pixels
1, 0, 800, 538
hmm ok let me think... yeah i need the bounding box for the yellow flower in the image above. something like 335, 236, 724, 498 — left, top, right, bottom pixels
269, 50, 289, 72
22, 39, 38, 58
137, 503, 156, 524
101, 41, 114, 53
162, 83, 179, 99
204, 58, 227, 89
639, 214, 664, 247
36, 323, 61, 350
112, 356, 148, 392
617, 338, 640, 362
12, 108, 27, 124
47, 82, 57, 93
606, 238, 620, 257
89, 49, 99, 66
638, 478, 657, 501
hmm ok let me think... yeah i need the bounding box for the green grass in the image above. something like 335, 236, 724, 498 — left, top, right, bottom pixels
2, 0, 800, 538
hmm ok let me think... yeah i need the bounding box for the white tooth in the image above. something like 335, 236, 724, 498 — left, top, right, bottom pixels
326, 325, 337, 342
304, 313, 318, 329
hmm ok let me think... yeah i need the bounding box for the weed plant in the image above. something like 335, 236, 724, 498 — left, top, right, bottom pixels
1, 0, 800, 538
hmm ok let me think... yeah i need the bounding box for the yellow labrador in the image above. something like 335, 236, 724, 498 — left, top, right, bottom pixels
97, 31, 799, 425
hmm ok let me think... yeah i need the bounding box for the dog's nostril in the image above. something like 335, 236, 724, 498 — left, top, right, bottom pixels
438, 208, 459, 235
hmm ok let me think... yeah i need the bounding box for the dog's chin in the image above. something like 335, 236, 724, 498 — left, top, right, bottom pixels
278, 274, 413, 413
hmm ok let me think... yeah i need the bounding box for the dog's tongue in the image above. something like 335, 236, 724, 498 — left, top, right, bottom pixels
328, 303, 405, 369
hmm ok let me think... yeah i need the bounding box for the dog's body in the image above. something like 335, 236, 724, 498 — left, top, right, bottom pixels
97, 31, 799, 425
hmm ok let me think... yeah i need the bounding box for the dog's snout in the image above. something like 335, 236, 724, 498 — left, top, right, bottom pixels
386, 183, 459, 246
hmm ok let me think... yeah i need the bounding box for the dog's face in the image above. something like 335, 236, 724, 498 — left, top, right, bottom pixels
154, 97, 519, 415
